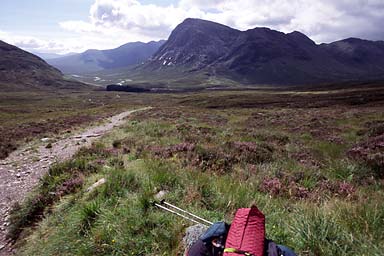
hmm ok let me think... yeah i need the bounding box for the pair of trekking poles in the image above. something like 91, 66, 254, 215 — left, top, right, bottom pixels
153, 200, 230, 255
153, 200, 213, 226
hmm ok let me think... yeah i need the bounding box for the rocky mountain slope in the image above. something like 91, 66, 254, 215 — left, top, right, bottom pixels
141, 18, 384, 85
48, 40, 165, 74
0, 40, 89, 91
320, 38, 384, 75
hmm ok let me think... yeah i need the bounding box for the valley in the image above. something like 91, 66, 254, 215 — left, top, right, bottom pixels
47, 41, 165, 75
0, 7, 383, 256
42, 19, 384, 90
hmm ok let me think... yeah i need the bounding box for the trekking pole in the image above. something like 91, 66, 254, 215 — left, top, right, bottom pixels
153, 202, 205, 225
161, 200, 213, 226
152, 200, 213, 226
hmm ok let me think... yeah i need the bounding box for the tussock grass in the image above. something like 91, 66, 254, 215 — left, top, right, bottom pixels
8, 152, 102, 240
10, 89, 384, 255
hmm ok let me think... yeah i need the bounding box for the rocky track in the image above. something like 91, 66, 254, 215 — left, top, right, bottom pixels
0, 107, 150, 255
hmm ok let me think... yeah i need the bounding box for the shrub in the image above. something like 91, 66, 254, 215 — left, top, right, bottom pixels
79, 201, 101, 235
56, 176, 84, 197
149, 143, 196, 159
195, 146, 233, 173
357, 120, 384, 137
230, 141, 274, 164
347, 134, 384, 177
76, 142, 116, 158
259, 175, 356, 200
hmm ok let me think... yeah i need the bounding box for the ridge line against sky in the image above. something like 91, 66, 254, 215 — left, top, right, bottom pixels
1, 0, 384, 54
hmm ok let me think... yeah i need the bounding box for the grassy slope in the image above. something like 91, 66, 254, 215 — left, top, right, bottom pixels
8, 87, 384, 256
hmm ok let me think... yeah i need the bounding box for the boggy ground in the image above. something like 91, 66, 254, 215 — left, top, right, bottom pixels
4, 84, 384, 256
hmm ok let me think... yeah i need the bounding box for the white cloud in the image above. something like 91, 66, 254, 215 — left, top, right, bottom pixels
0, 30, 107, 54
60, 0, 384, 46
179, 0, 384, 42
0, 31, 64, 53
59, 21, 97, 33
2, 0, 384, 54
60, 0, 201, 39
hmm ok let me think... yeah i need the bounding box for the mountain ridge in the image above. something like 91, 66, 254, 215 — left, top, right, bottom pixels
48, 40, 165, 74
33, 52, 76, 60
137, 18, 384, 86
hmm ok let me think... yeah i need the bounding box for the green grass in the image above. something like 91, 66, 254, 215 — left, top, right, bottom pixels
15, 154, 383, 255
7, 87, 384, 255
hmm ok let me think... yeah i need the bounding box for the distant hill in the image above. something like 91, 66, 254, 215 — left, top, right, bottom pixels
139, 18, 384, 86
48, 40, 165, 74
0, 40, 88, 91
33, 52, 76, 60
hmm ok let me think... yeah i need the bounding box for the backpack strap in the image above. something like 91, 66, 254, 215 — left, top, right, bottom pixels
265, 240, 280, 256
224, 248, 255, 256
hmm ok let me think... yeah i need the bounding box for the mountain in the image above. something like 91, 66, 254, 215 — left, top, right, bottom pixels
0, 40, 86, 91
320, 38, 384, 75
140, 18, 384, 86
149, 19, 241, 69
33, 52, 76, 60
48, 40, 165, 74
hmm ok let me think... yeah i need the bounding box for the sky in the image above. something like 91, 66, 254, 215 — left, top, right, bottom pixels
1, 0, 384, 54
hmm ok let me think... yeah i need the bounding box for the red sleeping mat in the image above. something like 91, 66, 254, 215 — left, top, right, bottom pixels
223, 206, 265, 256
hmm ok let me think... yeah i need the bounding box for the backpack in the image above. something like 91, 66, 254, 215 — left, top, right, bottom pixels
187, 206, 296, 256
204, 221, 231, 256
223, 206, 265, 256
265, 240, 297, 256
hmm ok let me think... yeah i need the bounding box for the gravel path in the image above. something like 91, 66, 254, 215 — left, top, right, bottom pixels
0, 107, 149, 255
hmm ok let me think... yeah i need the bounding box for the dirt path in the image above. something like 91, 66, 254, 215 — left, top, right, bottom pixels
0, 107, 149, 255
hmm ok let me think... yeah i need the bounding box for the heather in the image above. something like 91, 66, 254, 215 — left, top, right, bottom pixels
8, 88, 384, 256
